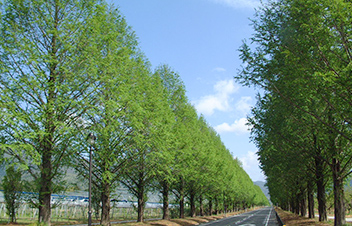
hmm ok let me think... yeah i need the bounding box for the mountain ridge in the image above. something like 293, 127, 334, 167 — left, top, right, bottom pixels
254, 180, 270, 201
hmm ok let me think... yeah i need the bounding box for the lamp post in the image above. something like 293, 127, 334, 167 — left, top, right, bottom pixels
87, 133, 96, 226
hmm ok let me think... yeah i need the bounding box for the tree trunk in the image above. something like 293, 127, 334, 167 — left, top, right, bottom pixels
100, 182, 111, 226
307, 181, 315, 218
295, 196, 299, 215
214, 197, 218, 214
199, 195, 204, 216
242, 201, 247, 211
315, 154, 327, 221
11, 200, 16, 223
38, 14, 58, 224
289, 199, 294, 213
223, 193, 227, 215
190, 188, 196, 217
179, 194, 185, 219
162, 180, 170, 220
208, 198, 213, 216
300, 195, 307, 217
332, 158, 346, 226
137, 184, 145, 222
179, 179, 185, 219
39, 148, 52, 225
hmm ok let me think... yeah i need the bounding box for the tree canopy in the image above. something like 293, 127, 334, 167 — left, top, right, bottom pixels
0, 0, 269, 225
236, 0, 352, 225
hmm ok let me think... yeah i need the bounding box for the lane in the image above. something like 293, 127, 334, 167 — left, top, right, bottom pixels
201, 207, 279, 226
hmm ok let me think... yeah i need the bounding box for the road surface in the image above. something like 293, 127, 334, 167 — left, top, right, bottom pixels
201, 207, 279, 226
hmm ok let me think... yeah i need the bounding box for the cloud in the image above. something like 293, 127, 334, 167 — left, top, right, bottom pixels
212, 67, 226, 72
194, 79, 239, 116
235, 96, 253, 114
211, 0, 261, 9
239, 151, 266, 181
214, 117, 250, 134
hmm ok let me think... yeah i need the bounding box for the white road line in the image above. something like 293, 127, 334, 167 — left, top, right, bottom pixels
234, 209, 265, 225
235, 213, 255, 225
264, 207, 273, 226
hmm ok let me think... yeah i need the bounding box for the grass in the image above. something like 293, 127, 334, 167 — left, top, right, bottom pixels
4, 207, 350, 226
275, 207, 352, 226
0, 208, 255, 226
112, 211, 247, 226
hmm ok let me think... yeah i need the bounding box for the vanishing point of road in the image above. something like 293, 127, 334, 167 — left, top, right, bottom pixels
200, 207, 280, 226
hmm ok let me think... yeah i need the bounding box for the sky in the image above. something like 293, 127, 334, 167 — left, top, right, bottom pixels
113, 0, 265, 182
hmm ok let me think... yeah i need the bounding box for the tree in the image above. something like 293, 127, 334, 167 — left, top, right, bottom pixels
71, 4, 146, 225
249, 92, 329, 219
0, 0, 107, 224
153, 64, 187, 220
236, 0, 352, 224
172, 103, 201, 218
120, 69, 175, 222
2, 166, 22, 223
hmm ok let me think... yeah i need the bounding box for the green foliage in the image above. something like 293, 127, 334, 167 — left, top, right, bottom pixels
3, 166, 23, 223
236, 0, 352, 223
0, 0, 108, 223
345, 185, 352, 214
0, 0, 268, 224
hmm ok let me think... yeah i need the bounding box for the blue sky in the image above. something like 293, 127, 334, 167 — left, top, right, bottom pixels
113, 0, 265, 182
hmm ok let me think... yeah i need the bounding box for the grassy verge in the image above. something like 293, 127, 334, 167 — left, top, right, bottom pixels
0, 207, 260, 226
275, 207, 335, 226
114, 207, 261, 226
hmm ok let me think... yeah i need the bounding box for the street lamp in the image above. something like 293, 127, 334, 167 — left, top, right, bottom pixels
87, 133, 96, 226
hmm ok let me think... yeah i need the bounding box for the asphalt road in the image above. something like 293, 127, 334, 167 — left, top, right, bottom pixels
200, 207, 279, 226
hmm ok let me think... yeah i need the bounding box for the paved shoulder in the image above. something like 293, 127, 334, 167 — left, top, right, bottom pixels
201, 207, 279, 226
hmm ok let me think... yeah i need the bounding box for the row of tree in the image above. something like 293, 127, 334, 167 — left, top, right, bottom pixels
0, 0, 268, 225
235, 0, 352, 225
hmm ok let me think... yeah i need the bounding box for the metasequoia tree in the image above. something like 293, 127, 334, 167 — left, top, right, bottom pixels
71, 4, 146, 225
120, 70, 175, 222
0, 1, 271, 224
249, 93, 329, 219
153, 64, 187, 220
0, 0, 103, 224
170, 102, 199, 218
236, 0, 352, 224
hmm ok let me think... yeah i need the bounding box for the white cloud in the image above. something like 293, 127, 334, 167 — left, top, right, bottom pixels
239, 151, 266, 181
235, 96, 253, 114
194, 79, 239, 116
211, 0, 261, 9
195, 95, 226, 115
212, 67, 226, 72
214, 117, 250, 134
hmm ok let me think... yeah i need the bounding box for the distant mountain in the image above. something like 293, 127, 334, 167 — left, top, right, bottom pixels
254, 181, 270, 201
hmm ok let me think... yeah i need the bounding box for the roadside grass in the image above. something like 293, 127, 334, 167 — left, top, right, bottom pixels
0, 207, 266, 226
274, 207, 350, 226
114, 208, 261, 226
0, 212, 240, 226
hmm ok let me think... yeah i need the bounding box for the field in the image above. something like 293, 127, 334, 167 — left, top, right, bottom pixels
0, 202, 162, 225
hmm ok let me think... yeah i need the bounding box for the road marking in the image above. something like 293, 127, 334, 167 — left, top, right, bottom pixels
235, 209, 265, 225
234, 214, 255, 225
264, 207, 273, 226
